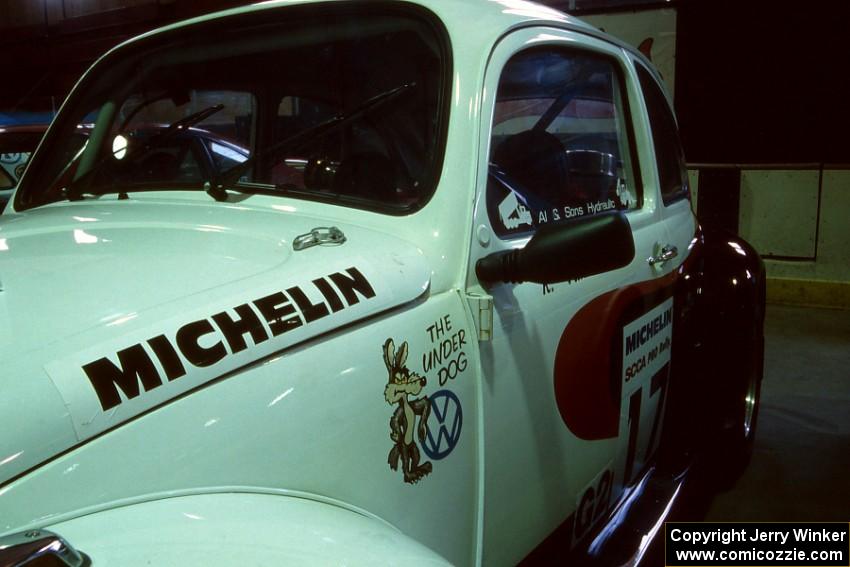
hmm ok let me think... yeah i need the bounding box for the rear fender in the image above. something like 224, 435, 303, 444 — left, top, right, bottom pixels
667, 226, 765, 451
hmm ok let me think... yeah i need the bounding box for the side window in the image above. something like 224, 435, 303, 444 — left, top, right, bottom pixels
487, 47, 640, 239
635, 64, 689, 205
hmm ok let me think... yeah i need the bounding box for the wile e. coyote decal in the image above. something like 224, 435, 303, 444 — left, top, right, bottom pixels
383, 338, 432, 484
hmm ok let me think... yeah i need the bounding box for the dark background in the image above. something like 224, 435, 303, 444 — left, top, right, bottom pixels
2, 0, 849, 166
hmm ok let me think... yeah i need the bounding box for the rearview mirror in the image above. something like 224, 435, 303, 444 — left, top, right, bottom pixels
475, 211, 634, 285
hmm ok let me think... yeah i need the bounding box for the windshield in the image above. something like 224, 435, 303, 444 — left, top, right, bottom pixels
16, 4, 448, 214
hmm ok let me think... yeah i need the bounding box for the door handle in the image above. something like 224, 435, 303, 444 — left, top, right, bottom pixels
648, 244, 678, 266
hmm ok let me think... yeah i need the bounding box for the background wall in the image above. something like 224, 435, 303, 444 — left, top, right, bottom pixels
576, 0, 850, 309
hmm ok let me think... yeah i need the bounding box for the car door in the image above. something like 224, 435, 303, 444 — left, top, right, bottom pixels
465, 28, 675, 563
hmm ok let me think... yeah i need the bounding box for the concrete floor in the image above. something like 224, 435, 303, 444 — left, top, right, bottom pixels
706, 304, 850, 520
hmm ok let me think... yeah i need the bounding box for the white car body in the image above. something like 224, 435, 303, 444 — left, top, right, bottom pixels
0, 1, 764, 565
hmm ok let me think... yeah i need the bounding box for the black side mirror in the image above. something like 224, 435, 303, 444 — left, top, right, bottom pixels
476, 211, 635, 285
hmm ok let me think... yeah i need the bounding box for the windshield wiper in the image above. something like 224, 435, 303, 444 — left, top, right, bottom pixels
207, 82, 416, 200
61, 103, 225, 201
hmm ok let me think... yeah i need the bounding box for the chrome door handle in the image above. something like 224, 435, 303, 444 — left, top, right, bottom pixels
648, 244, 678, 266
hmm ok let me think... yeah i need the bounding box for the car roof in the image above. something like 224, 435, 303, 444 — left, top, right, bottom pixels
107, 0, 647, 68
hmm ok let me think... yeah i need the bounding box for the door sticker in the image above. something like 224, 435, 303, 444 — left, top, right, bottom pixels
498, 191, 533, 230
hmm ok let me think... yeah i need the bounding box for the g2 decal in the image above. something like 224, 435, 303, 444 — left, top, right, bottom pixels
422, 389, 462, 460
383, 338, 433, 484
573, 465, 613, 543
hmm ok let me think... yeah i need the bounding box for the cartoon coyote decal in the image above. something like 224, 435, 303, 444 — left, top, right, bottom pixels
383, 338, 432, 484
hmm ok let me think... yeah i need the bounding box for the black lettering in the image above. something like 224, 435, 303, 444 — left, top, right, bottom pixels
429, 348, 443, 368
422, 351, 434, 374
626, 332, 638, 355
83, 344, 161, 411
253, 292, 302, 336
176, 319, 227, 368
457, 350, 468, 372
147, 334, 186, 381
328, 267, 376, 306
313, 277, 345, 313
212, 303, 269, 354
286, 286, 329, 323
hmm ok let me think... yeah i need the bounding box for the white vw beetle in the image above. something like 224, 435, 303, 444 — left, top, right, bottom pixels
0, 1, 765, 565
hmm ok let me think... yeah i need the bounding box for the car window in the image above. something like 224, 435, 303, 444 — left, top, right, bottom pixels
635, 63, 689, 205
487, 47, 640, 239
18, 6, 448, 214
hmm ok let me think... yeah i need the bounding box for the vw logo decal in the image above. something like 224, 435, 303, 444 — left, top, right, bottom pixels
422, 389, 462, 460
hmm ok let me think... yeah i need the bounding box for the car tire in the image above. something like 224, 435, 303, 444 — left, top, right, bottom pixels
709, 315, 764, 489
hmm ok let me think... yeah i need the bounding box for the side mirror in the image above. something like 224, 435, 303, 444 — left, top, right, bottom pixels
475, 211, 635, 285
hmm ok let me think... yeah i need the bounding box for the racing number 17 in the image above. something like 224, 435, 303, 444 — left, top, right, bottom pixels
624, 363, 669, 484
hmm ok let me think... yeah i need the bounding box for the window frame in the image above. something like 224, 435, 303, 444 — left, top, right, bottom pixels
634, 60, 690, 207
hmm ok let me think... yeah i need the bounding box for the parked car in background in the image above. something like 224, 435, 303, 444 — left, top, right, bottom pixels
0, 1, 765, 565
0, 121, 249, 212
0, 125, 50, 211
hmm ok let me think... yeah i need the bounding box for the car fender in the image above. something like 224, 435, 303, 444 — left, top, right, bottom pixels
666, 226, 766, 452
42, 492, 451, 566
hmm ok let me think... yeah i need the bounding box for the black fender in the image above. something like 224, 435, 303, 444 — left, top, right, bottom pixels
663, 226, 766, 467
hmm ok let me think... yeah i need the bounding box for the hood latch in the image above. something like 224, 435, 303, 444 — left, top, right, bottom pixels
293, 226, 346, 251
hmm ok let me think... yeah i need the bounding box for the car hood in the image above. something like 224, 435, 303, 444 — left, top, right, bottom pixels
0, 198, 430, 484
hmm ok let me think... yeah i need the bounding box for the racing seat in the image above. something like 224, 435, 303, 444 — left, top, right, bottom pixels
493, 129, 569, 203
495, 130, 618, 206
